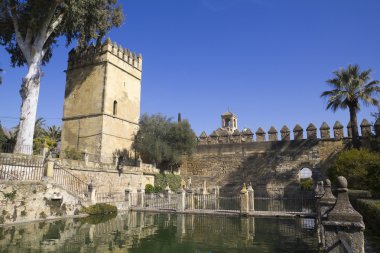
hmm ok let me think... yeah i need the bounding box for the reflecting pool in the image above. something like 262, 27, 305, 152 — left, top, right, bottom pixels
0, 212, 319, 253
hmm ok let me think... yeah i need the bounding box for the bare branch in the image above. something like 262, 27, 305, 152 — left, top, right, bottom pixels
45, 12, 65, 43
8, 0, 27, 55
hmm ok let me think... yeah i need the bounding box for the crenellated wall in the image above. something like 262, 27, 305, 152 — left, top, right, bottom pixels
197, 119, 379, 145
181, 119, 380, 197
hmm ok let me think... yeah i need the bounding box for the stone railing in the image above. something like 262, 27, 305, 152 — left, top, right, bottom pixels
316, 176, 365, 253
197, 118, 379, 145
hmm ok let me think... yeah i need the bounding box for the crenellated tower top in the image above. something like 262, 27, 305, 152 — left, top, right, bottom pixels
67, 38, 143, 71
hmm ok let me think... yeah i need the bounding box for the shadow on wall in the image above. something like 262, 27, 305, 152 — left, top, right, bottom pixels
186, 139, 349, 197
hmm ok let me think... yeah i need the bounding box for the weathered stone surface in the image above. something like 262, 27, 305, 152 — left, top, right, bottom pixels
333, 121, 344, 140
306, 123, 317, 139
293, 124, 303, 140
255, 128, 266, 142
268, 126, 278, 141
323, 176, 365, 253
320, 122, 330, 139
242, 128, 254, 142
360, 119, 371, 137
61, 38, 142, 160
180, 139, 348, 197
0, 181, 82, 225
280, 125, 290, 141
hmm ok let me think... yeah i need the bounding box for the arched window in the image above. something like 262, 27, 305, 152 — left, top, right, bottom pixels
113, 100, 117, 116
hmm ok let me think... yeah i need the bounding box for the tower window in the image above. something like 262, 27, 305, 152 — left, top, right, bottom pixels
113, 100, 118, 116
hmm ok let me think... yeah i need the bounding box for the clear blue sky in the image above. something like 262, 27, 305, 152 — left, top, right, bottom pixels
1, 0, 380, 136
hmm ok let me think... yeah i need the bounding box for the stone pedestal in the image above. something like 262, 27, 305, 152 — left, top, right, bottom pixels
240, 184, 249, 215
322, 176, 365, 253
137, 188, 145, 208
247, 184, 254, 211
177, 189, 186, 211
44, 158, 55, 178
88, 183, 97, 205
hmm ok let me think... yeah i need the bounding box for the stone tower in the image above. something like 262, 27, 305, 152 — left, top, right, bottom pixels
221, 111, 238, 133
60, 38, 142, 161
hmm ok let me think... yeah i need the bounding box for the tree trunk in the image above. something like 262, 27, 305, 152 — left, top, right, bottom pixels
349, 106, 360, 149
14, 62, 41, 154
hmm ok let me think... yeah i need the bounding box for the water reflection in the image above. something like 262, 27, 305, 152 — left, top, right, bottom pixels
0, 212, 319, 253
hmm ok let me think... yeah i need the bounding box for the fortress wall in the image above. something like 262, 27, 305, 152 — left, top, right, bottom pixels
180, 139, 348, 197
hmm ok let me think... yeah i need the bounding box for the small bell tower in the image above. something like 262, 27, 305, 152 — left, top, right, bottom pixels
221, 111, 238, 133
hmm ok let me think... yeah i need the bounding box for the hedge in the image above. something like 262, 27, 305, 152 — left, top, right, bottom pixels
356, 199, 380, 232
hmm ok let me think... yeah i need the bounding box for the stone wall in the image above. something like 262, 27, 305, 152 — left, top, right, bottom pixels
180, 139, 349, 197
0, 180, 83, 225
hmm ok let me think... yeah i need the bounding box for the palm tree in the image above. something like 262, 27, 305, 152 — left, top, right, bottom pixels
44, 125, 61, 142
321, 64, 380, 148
0, 68, 3, 85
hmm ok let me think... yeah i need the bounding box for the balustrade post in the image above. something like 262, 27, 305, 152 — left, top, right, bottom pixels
125, 188, 132, 209
322, 176, 365, 253
44, 156, 54, 178
84, 149, 89, 166
247, 183, 254, 212
137, 187, 145, 208
88, 182, 97, 204
164, 185, 171, 207
240, 183, 249, 215
177, 189, 186, 212
187, 189, 194, 210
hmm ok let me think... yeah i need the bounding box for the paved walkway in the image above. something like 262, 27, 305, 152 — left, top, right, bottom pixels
130, 207, 316, 218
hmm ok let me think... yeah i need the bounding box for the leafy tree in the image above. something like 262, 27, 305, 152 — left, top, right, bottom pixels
328, 149, 380, 194
321, 64, 380, 148
0, 0, 123, 154
132, 114, 197, 171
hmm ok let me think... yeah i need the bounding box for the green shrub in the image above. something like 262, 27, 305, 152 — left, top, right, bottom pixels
3, 190, 17, 201
356, 199, 380, 232
21, 210, 27, 217
64, 147, 83, 160
154, 173, 181, 192
300, 178, 313, 191
81, 203, 117, 215
328, 149, 380, 194
145, 184, 155, 194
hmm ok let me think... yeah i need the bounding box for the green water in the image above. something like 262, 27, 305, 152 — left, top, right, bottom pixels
0, 212, 320, 253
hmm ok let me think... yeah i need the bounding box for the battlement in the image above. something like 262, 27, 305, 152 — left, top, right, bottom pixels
197, 118, 380, 145
67, 38, 143, 71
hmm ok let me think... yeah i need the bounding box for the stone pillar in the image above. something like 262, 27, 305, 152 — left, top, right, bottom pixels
44, 156, 55, 178
114, 155, 119, 166
280, 125, 291, 141
268, 126, 278, 141
320, 122, 330, 139
247, 183, 254, 212
84, 149, 89, 165
125, 188, 132, 208
187, 189, 194, 210
214, 186, 220, 210
306, 123, 317, 139
374, 118, 380, 136
322, 176, 365, 253
347, 122, 352, 139
88, 182, 97, 204
255, 128, 266, 142
360, 119, 372, 138
319, 179, 336, 218
137, 156, 142, 168
137, 188, 145, 208
41, 146, 49, 158
177, 189, 186, 211
201, 180, 208, 195
164, 185, 171, 207
240, 184, 249, 215
333, 121, 344, 140
293, 124, 304, 140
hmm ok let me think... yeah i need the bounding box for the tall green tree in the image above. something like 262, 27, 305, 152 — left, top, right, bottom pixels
321, 64, 380, 148
0, 0, 123, 154
132, 114, 197, 171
